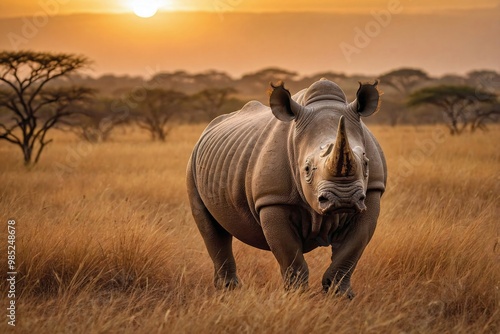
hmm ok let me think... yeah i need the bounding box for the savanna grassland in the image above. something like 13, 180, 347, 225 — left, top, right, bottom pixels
0, 124, 498, 333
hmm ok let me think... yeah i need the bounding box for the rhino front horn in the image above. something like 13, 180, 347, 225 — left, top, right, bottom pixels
326, 116, 357, 178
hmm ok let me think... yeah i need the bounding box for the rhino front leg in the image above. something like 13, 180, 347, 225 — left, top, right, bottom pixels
322, 191, 381, 299
260, 206, 309, 290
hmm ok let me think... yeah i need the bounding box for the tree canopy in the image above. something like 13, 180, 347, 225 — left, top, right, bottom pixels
133, 89, 187, 141
408, 85, 497, 135
379, 68, 430, 95
0, 50, 92, 165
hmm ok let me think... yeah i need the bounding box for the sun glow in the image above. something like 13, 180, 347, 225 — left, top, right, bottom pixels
130, 0, 162, 18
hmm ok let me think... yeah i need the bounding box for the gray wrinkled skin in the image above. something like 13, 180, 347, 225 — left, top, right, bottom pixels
186, 79, 387, 298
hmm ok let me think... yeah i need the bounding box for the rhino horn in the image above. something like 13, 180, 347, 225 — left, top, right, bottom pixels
325, 116, 357, 177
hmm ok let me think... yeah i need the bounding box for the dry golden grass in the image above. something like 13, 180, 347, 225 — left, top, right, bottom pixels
0, 124, 498, 333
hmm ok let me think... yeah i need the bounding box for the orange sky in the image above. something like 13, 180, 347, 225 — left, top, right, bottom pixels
0, 2, 498, 77
0, 0, 499, 17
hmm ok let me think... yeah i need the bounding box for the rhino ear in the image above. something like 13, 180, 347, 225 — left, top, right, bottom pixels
269, 81, 303, 122
352, 81, 381, 117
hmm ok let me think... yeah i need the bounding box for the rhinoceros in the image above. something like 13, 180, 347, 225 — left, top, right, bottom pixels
186, 79, 386, 298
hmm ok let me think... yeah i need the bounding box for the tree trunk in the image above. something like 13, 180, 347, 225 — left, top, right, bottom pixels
22, 144, 32, 165
157, 129, 166, 142
389, 115, 399, 127
449, 119, 459, 136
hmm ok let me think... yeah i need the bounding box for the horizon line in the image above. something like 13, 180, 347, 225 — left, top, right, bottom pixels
75, 67, 497, 82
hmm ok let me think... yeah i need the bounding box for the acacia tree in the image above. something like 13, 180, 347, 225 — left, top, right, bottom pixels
469, 102, 500, 133
193, 87, 237, 120
380, 68, 430, 95
379, 68, 430, 126
134, 89, 186, 141
0, 51, 92, 165
237, 67, 298, 95
467, 70, 500, 89
407, 85, 497, 135
59, 98, 128, 143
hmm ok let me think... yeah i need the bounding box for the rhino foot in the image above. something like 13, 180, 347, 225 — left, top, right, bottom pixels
215, 276, 240, 290
322, 278, 355, 300
283, 266, 309, 291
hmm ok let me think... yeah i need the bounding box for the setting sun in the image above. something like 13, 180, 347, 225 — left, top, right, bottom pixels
130, 0, 161, 18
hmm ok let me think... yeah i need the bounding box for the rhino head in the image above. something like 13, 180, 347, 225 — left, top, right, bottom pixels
270, 79, 380, 216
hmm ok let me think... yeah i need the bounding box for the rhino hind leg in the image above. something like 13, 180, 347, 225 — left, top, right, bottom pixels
191, 200, 240, 289
187, 172, 240, 289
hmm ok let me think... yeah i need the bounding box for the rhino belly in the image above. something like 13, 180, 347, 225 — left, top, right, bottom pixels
202, 199, 270, 250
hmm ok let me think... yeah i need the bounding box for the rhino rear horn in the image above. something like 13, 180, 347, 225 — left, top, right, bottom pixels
326, 116, 357, 177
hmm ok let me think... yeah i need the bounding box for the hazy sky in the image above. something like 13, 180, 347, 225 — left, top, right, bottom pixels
0, 2, 498, 77
0, 0, 499, 17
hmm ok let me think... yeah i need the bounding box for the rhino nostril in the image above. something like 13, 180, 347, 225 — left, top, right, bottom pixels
318, 195, 329, 203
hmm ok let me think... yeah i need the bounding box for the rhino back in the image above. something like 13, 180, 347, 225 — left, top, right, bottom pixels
362, 123, 387, 193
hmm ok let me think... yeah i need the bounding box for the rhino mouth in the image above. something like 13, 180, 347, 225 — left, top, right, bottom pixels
317, 189, 366, 215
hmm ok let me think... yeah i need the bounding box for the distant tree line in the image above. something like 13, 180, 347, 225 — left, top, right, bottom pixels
66, 65, 500, 133
0, 50, 499, 165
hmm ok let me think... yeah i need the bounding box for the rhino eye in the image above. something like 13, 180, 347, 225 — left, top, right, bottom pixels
304, 159, 314, 183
